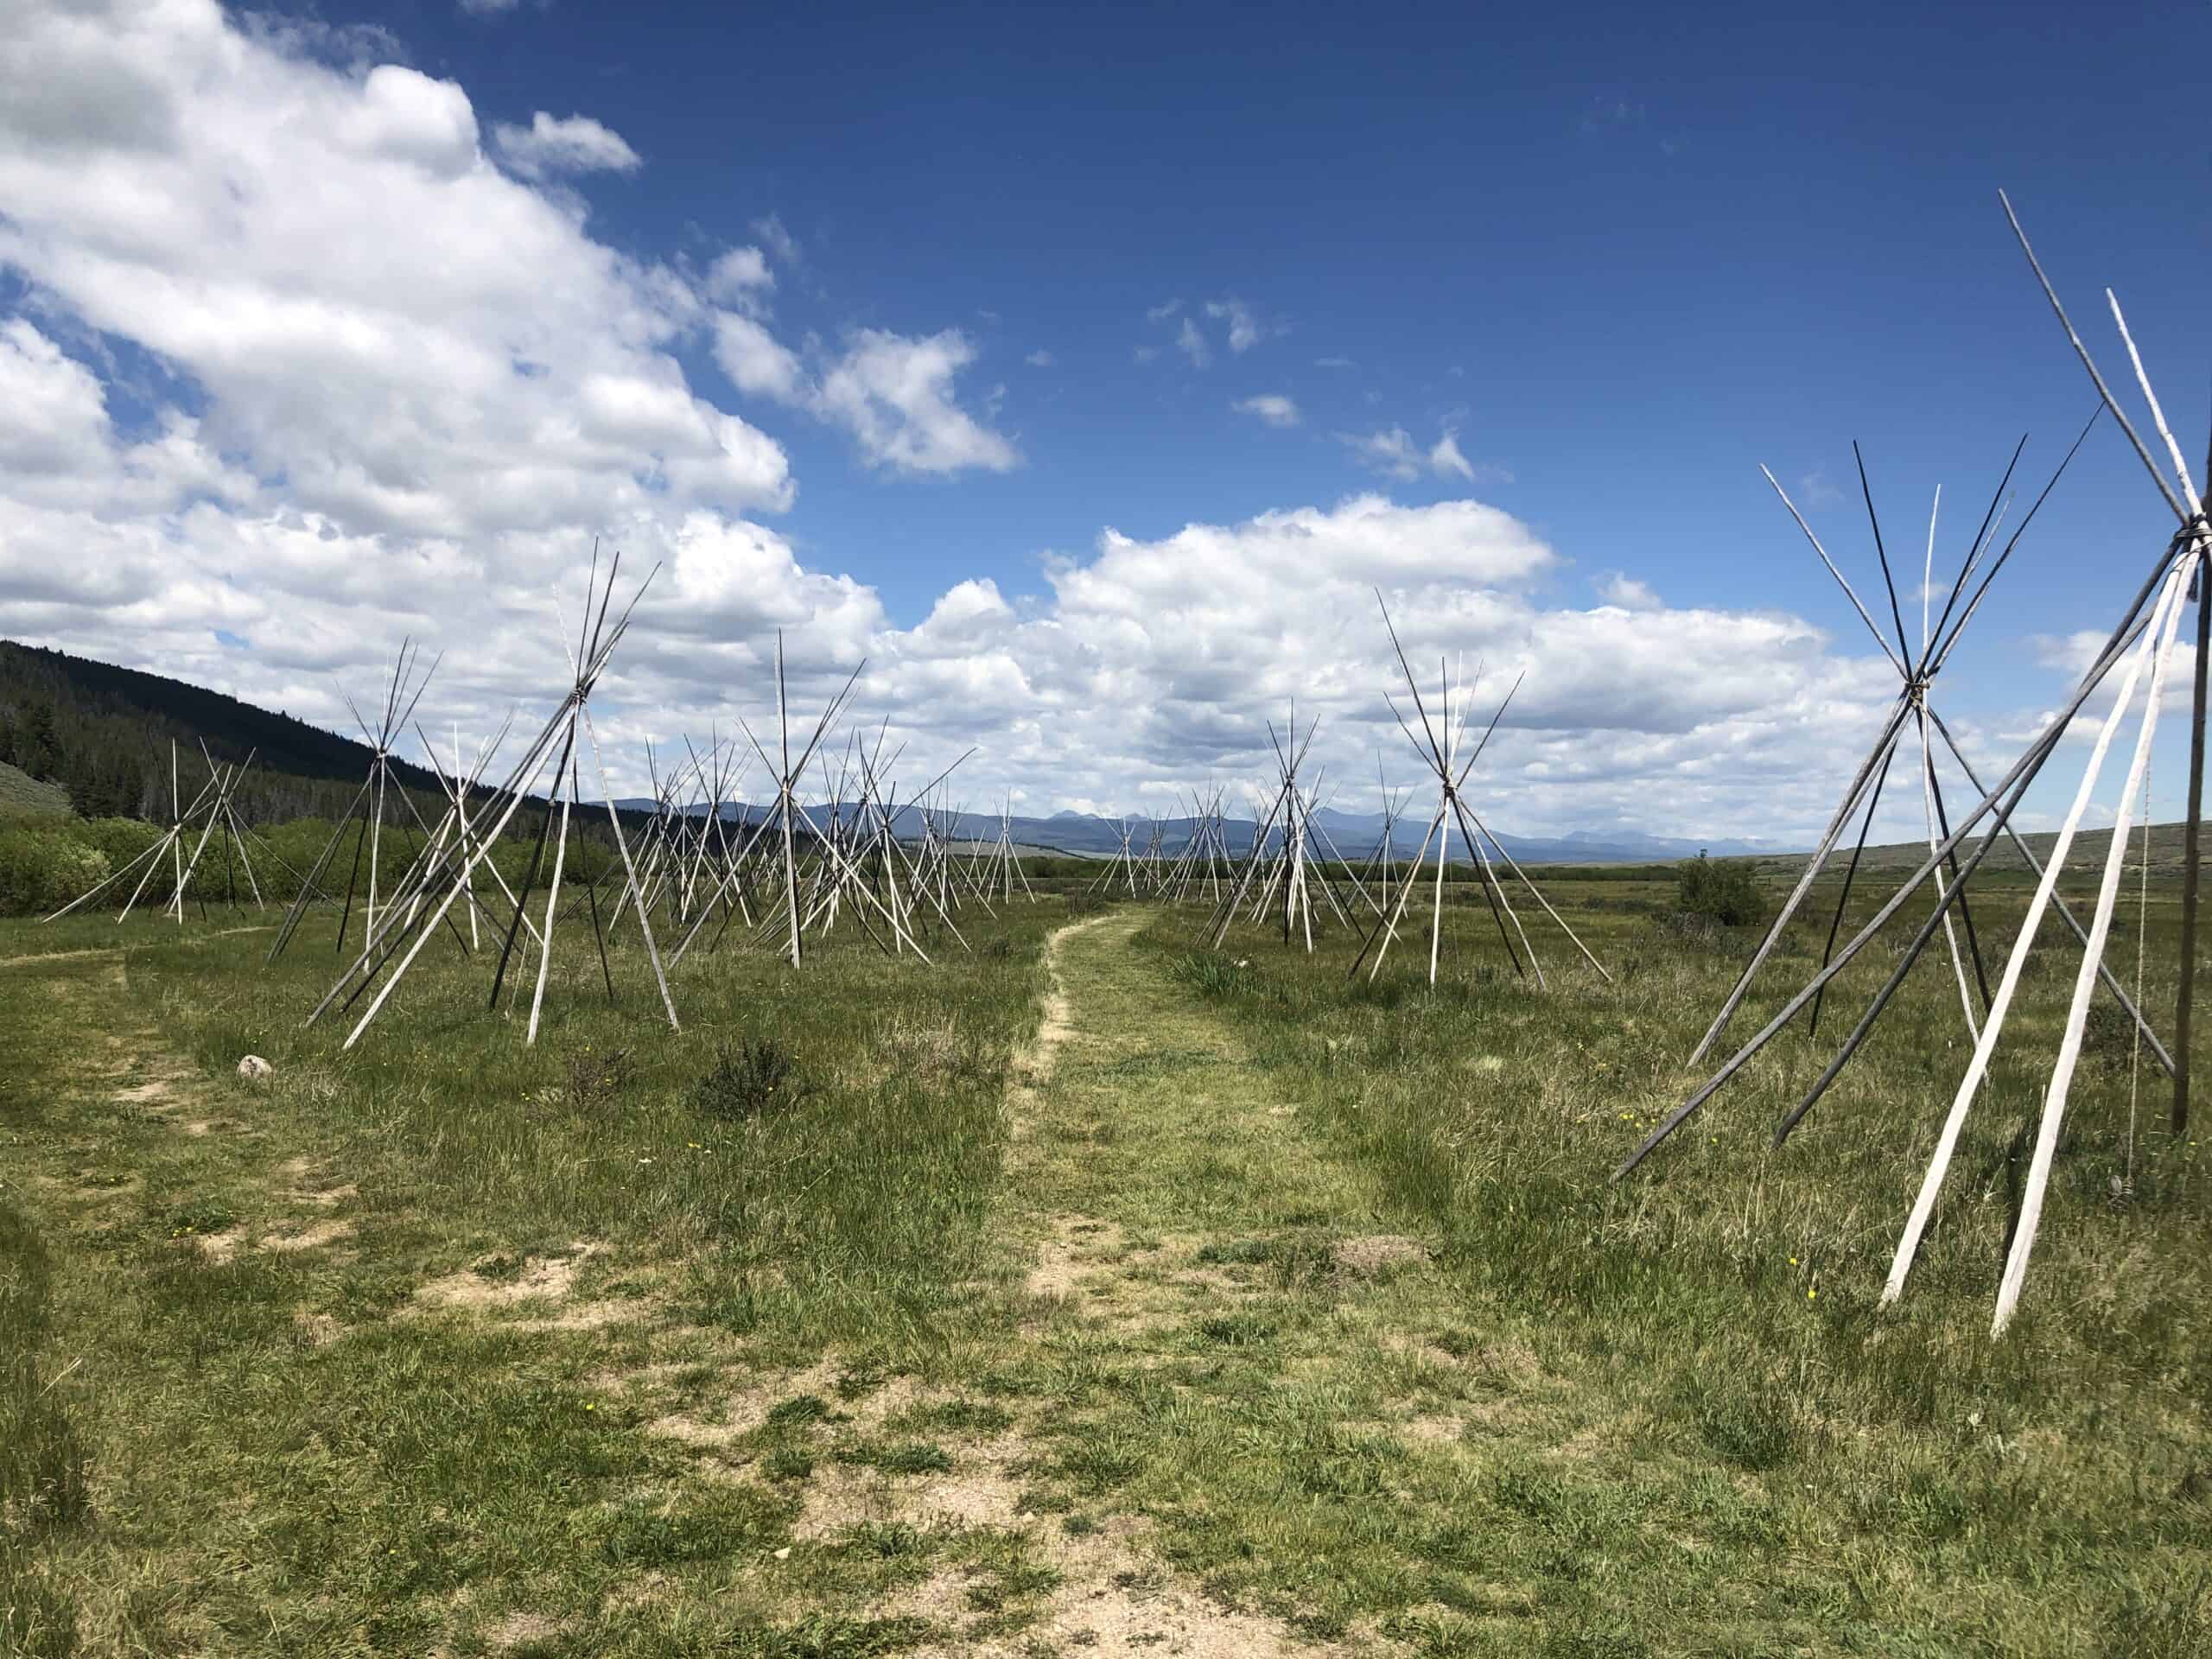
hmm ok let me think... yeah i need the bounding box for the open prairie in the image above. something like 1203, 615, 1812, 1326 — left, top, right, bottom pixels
3, 869, 2205, 1658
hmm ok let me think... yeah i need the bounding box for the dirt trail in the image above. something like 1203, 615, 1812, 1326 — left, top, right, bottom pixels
1001, 909, 1121, 1146
806, 910, 1474, 1656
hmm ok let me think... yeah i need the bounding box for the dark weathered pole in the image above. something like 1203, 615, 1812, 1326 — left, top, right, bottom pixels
1690, 702, 1911, 1062
1456, 790, 1523, 975
270, 774, 373, 957
2178, 543, 2210, 1133
1922, 755, 1994, 1011
489, 714, 577, 1009
335, 797, 368, 956
579, 759, 617, 1005
1808, 741, 1897, 1039
1856, 442, 1915, 664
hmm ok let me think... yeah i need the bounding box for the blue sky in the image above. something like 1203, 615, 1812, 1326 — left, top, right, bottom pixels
439, 0, 2208, 620
2, 0, 2209, 840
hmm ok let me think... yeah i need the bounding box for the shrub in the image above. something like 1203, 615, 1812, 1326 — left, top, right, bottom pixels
690, 1039, 810, 1121
1675, 854, 1764, 927
0, 824, 110, 916
74, 817, 162, 874
563, 1046, 633, 1111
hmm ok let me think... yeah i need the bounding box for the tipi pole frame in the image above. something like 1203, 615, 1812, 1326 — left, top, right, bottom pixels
1617, 517, 2178, 1180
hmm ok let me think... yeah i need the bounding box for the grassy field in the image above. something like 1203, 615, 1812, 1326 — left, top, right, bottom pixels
0, 868, 2206, 1656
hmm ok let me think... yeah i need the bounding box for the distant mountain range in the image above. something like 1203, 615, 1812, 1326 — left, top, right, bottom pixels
606, 798, 1779, 866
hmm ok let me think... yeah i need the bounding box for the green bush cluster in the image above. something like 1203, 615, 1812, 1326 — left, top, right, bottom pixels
1673, 852, 1764, 927
0, 810, 626, 918
0, 822, 116, 915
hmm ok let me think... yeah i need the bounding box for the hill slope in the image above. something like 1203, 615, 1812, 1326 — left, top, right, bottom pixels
0, 757, 69, 817
0, 639, 449, 821
1760, 820, 2209, 880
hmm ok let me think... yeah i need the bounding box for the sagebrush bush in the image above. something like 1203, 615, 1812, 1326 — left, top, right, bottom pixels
1674, 853, 1764, 927
690, 1038, 810, 1121
563, 1045, 633, 1110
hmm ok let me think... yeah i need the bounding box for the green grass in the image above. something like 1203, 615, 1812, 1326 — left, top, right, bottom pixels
0, 868, 2206, 1655
0, 893, 1083, 1653
1105, 877, 2211, 1652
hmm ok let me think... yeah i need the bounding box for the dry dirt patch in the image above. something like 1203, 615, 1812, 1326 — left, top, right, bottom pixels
280, 1155, 359, 1206
191, 1230, 245, 1265
1024, 1214, 1130, 1300
903, 1513, 1363, 1659
1332, 1234, 1427, 1275
485, 1610, 561, 1650
260, 1218, 354, 1253
412, 1243, 601, 1314
645, 1357, 842, 1452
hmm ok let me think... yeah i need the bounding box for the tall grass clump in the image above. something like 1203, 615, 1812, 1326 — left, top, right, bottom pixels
0, 1201, 87, 1658
1166, 950, 1254, 999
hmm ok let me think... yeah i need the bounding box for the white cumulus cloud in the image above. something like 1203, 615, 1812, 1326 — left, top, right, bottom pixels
493, 111, 642, 180
0, 0, 1926, 845
815, 329, 1020, 475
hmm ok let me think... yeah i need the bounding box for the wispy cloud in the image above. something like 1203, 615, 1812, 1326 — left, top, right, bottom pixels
752, 213, 800, 265
1796, 468, 1845, 509
705, 245, 773, 309
1205, 296, 1261, 353
1233, 394, 1300, 428
1429, 429, 1476, 480
1025, 348, 1054, 368
1578, 95, 1646, 135
1340, 424, 1498, 483
1176, 315, 1211, 368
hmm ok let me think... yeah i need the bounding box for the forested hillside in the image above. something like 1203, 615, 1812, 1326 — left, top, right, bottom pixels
0, 639, 460, 821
